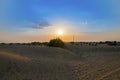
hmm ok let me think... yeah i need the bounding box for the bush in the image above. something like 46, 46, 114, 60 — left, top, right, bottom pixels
0, 43, 6, 45
42, 42, 48, 46
31, 42, 41, 45
70, 42, 74, 45
105, 41, 117, 46
48, 38, 65, 48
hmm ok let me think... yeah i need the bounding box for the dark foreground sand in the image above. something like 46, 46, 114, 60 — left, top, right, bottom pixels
0, 44, 120, 80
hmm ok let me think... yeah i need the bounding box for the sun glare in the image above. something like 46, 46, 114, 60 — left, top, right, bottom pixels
57, 29, 64, 36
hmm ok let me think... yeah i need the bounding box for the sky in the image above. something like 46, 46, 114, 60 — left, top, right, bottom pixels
0, 0, 120, 42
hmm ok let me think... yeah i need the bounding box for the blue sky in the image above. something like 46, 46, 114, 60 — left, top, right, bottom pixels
0, 0, 120, 42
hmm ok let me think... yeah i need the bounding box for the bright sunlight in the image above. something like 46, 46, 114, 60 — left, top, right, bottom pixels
57, 29, 64, 36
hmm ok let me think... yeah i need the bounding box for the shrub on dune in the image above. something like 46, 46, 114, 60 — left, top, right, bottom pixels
48, 38, 65, 48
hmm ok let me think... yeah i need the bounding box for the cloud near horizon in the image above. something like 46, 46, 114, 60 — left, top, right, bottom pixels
31, 19, 51, 29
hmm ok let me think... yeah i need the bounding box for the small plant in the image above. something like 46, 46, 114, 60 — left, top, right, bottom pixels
70, 42, 74, 45
0, 43, 6, 45
48, 38, 65, 48
42, 42, 48, 46
31, 42, 41, 45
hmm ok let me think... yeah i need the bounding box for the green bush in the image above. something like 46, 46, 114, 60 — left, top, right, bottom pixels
48, 38, 65, 48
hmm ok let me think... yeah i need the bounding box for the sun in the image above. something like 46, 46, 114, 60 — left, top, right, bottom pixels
57, 29, 64, 36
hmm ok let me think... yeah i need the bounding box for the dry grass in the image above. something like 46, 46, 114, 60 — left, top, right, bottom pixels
0, 44, 120, 80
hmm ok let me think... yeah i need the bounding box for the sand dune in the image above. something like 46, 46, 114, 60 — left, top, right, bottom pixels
0, 44, 120, 80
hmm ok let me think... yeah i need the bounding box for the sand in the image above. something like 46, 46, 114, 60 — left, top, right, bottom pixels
0, 44, 120, 80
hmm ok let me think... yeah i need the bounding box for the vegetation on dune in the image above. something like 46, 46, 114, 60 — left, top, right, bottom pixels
0, 43, 6, 45
48, 38, 65, 48
1, 41, 120, 47
30, 42, 48, 45
31, 42, 42, 45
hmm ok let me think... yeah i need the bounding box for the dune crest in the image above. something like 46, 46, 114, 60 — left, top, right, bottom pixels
0, 51, 31, 62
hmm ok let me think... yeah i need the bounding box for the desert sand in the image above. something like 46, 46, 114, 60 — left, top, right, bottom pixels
0, 44, 120, 80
